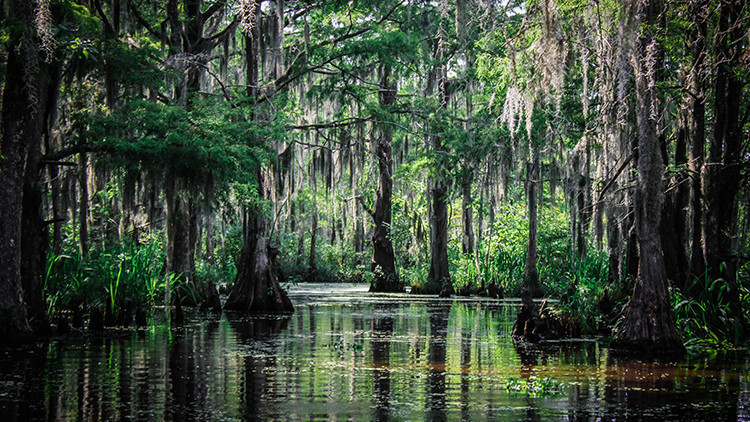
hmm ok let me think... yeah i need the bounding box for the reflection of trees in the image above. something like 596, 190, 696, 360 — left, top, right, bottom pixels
459, 305, 472, 421
372, 304, 394, 421
0, 344, 48, 419
168, 313, 222, 420
228, 315, 290, 420
168, 329, 194, 420
600, 355, 744, 420
513, 340, 540, 366
426, 302, 451, 422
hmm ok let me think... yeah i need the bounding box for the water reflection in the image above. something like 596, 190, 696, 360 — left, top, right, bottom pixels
0, 285, 748, 421
229, 314, 290, 420
426, 302, 450, 421
371, 304, 393, 421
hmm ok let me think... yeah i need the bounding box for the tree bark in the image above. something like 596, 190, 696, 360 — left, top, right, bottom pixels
606, 204, 621, 283
699, 0, 747, 334
369, 65, 401, 292
308, 162, 319, 281
424, 18, 453, 296
0, 0, 44, 338
611, 0, 685, 358
225, 178, 293, 313
224, 0, 292, 313
165, 177, 196, 305
687, 0, 707, 286
78, 153, 90, 256
661, 102, 689, 289
426, 182, 451, 296
21, 106, 51, 335
524, 154, 543, 297
353, 125, 365, 256
461, 168, 475, 256
308, 205, 319, 281
424, 61, 451, 297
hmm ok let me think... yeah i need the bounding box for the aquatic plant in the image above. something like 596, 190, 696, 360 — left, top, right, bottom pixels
670, 270, 748, 350
505, 376, 563, 397
44, 240, 174, 318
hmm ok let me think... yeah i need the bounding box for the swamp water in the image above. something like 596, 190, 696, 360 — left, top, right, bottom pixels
1, 283, 748, 421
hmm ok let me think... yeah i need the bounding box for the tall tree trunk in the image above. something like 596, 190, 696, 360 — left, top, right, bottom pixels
592, 159, 604, 250
225, 173, 293, 313
309, 205, 318, 280
549, 158, 559, 206
700, 0, 747, 335
425, 59, 451, 297
353, 122, 365, 257
606, 203, 621, 283
78, 153, 90, 256
611, 0, 684, 357
427, 181, 451, 296
49, 164, 64, 255
461, 168, 475, 256
309, 163, 319, 281
524, 151, 543, 297
687, 0, 707, 287
204, 208, 215, 265
423, 9, 453, 297
661, 102, 689, 289
225, 0, 292, 313
369, 65, 401, 292
20, 72, 55, 335
566, 140, 589, 261
0, 0, 45, 338
44, 66, 64, 256
165, 177, 195, 305
119, 170, 137, 242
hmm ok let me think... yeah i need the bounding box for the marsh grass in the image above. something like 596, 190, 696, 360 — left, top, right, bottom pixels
44, 240, 172, 318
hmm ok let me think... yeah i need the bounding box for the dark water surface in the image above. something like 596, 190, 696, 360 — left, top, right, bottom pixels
1, 283, 748, 421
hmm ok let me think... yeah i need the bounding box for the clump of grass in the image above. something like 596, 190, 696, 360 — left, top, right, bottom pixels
44, 239, 173, 319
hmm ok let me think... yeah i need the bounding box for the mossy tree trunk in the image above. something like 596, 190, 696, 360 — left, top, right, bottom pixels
224, 0, 292, 313
369, 64, 401, 292
611, 0, 685, 358
524, 147, 543, 297
425, 27, 452, 297
224, 176, 293, 313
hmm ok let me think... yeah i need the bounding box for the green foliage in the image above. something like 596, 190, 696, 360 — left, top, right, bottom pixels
77, 98, 266, 186
550, 252, 619, 335
471, 203, 574, 296
102, 36, 164, 88
670, 272, 749, 350
44, 238, 172, 315
277, 226, 366, 284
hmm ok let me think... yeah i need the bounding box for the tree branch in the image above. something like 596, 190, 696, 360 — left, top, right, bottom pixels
129, 2, 164, 41
260, 1, 404, 97
198, 16, 240, 53
201, 0, 227, 21
599, 153, 635, 198
93, 0, 115, 36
